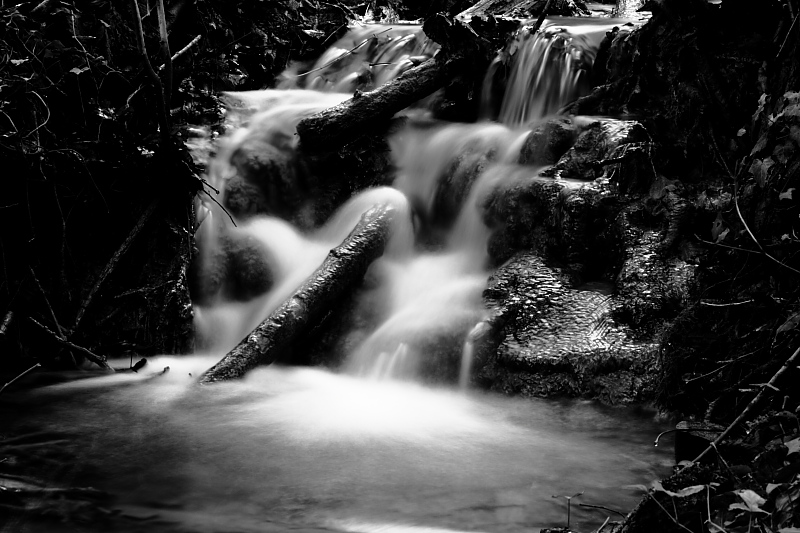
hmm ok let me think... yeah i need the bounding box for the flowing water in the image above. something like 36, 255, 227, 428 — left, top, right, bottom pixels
7, 360, 671, 533
6, 15, 671, 533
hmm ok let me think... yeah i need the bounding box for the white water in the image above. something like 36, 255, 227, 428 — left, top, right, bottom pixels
280, 24, 439, 93
483, 17, 636, 125
10, 359, 671, 533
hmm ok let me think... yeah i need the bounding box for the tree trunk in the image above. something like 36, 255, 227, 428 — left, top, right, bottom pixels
198, 204, 396, 383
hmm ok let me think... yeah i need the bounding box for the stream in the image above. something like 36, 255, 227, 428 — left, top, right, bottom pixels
4, 12, 673, 533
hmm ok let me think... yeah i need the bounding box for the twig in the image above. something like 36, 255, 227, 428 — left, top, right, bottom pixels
531, 0, 555, 34
0, 363, 41, 396
684, 350, 759, 384
295, 28, 392, 78
687, 343, 800, 466
29, 318, 110, 369
130, 0, 170, 146
694, 234, 760, 254
159, 34, 201, 68
700, 299, 754, 307
70, 200, 159, 335
778, 11, 799, 58
28, 267, 65, 338
201, 188, 237, 227
30, 0, 56, 14
579, 503, 627, 518
594, 516, 611, 533
29, 266, 79, 368
155, 0, 172, 109
708, 135, 800, 276
647, 492, 695, 533
22, 91, 50, 140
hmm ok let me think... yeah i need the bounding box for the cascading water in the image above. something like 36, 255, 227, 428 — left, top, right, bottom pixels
6, 17, 670, 533
280, 24, 439, 93
482, 17, 635, 125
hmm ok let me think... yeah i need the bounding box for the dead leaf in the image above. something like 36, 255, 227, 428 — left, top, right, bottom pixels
779, 188, 795, 200
766, 483, 785, 494
785, 437, 800, 455
730, 489, 768, 513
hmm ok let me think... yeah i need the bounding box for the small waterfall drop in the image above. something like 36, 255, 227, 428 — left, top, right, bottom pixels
484, 17, 635, 125
280, 24, 439, 93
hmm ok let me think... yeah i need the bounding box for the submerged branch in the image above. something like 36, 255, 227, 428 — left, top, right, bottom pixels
199, 204, 396, 383
29, 318, 111, 370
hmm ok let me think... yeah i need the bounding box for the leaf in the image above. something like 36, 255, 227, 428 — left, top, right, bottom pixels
653, 481, 705, 498
751, 135, 769, 155
737, 127, 746, 137
785, 437, 800, 455
69, 67, 88, 75
732, 489, 768, 513
711, 213, 727, 242
777, 313, 800, 335
10, 59, 28, 66
774, 140, 796, 164
778, 529, 800, 533
749, 157, 774, 186
766, 483, 785, 494
780, 188, 795, 200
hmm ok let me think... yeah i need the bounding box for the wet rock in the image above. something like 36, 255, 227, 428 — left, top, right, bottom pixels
431, 146, 495, 231
188, 231, 274, 305
518, 117, 579, 166
229, 135, 301, 219
611, 206, 697, 336
475, 251, 659, 404
224, 234, 275, 301
483, 172, 617, 270
223, 175, 270, 219
546, 118, 651, 181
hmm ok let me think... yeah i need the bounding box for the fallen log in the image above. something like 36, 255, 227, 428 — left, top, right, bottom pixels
296, 57, 463, 151
198, 204, 396, 383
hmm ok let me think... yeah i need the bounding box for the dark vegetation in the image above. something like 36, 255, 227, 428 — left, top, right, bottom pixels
1, 0, 800, 531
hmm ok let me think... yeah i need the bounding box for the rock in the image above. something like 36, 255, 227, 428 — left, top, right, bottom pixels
475, 251, 659, 403
482, 172, 617, 269
188, 231, 274, 304
518, 117, 578, 166
224, 234, 274, 301
228, 133, 301, 219
611, 205, 697, 336
546, 118, 651, 181
223, 175, 270, 219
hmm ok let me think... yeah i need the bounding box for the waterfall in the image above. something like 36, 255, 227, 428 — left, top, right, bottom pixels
194, 18, 625, 383
279, 24, 439, 93
483, 17, 634, 125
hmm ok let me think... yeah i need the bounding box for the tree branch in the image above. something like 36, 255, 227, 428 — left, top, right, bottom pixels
130, 0, 170, 146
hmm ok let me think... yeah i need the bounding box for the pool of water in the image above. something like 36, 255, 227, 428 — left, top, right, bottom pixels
4, 356, 672, 533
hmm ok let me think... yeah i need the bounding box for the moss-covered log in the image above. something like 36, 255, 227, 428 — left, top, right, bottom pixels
198, 204, 396, 383
296, 58, 462, 151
